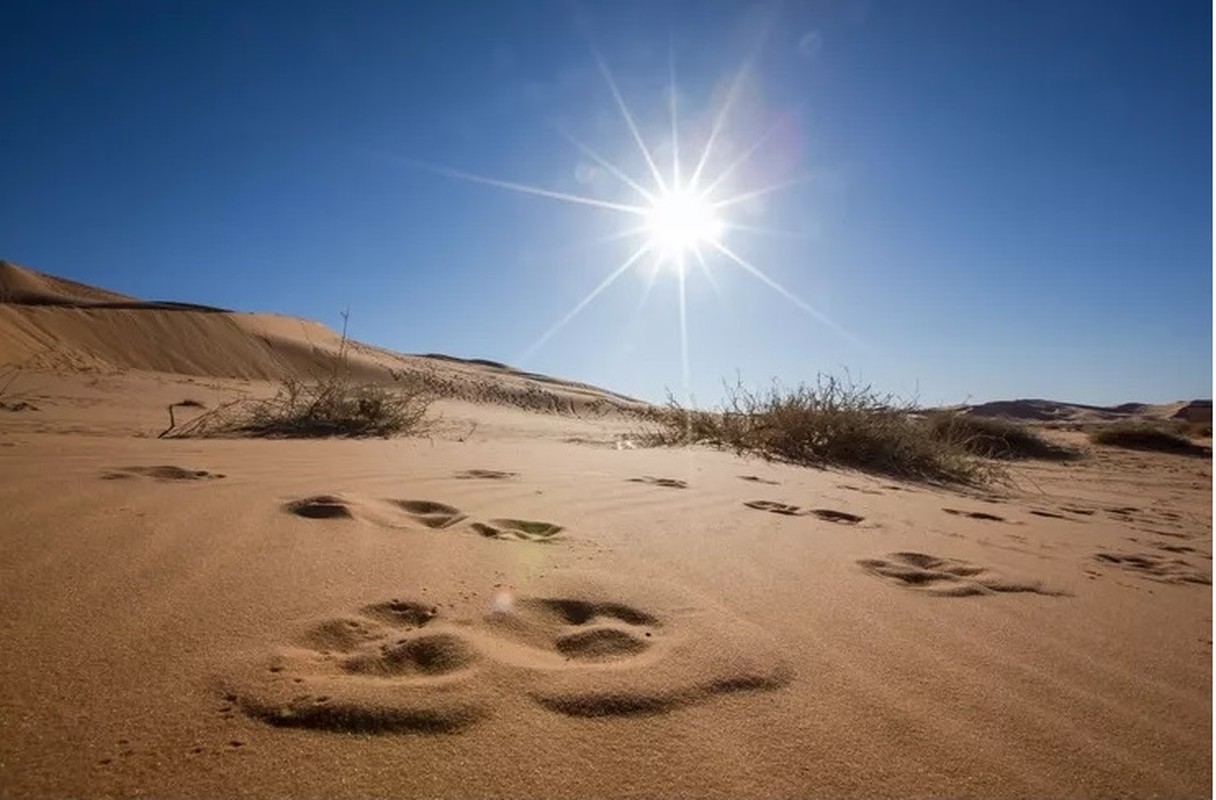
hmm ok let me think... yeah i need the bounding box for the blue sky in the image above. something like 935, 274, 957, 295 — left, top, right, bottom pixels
1, 1, 1210, 406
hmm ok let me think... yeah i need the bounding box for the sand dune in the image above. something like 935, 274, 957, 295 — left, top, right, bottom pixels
0, 261, 642, 413
0, 266, 1210, 798
964, 396, 1212, 425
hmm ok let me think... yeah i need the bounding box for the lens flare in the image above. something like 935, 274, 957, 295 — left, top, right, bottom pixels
646, 188, 723, 259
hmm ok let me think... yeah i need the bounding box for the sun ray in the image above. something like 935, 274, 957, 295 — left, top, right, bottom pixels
723, 221, 815, 240
668, 38, 680, 188
688, 64, 751, 191
711, 240, 863, 347
518, 243, 653, 363
699, 111, 794, 198
558, 128, 656, 203
398, 158, 649, 215
631, 249, 666, 316
592, 47, 668, 193
713, 174, 810, 211
691, 245, 725, 302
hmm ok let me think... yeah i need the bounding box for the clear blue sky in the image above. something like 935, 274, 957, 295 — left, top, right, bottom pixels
2, 1, 1210, 406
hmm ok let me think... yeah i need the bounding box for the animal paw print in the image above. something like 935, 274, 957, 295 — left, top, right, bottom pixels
858, 552, 1059, 597
225, 601, 485, 734
627, 476, 688, 489
455, 469, 518, 480
471, 519, 564, 542
391, 500, 468, 529
285, 495, 353, 519
744, 500, 803, 516
503, 573, 792, 717
1093, 551, 1211, 585
942, 507, 1006, 522
103, 465, 225, 481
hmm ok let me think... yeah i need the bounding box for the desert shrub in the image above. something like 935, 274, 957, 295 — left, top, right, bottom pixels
925, 412, 1081, 461
235, 377, 428, 438
161, 311, 431, 439
1172, 419, 1213, 439
636, 375, 996, 485
1089, 422, 1211, 456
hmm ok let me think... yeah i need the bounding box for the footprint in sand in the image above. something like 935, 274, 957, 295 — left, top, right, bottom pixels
740, 475, 780, 485
226, 601, 485, 734
223, 572, 791, 732
744, 500, 864, 524
858, 552, 1061, 597
627, 476, 688, 489
942, 507, 1006, 522
102, 465, 225, 481
744, 500, 804, 516
1029, 509, 1069, 520
808, 509, 865, 525
285, 495, 354, 520
455, 470, 518, 480
471, 519, 564, 542
838, 483, 883, 496
390, 500, 468, 529
1092, 551, 1211, 586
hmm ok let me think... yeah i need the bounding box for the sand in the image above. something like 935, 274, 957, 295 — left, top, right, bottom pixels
0, 262, 1211, 798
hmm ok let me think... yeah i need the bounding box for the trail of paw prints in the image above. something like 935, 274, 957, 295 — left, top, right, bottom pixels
223, 573, 792, 733
281, 493, 564, 543
627, 476, 688, 489
223, 600, 485, 734
455, 469, 518, 480
744, 500, 865, 525
1092, 551, 1211, 586
858, 552, 1063, 597
102, 465, 225, 481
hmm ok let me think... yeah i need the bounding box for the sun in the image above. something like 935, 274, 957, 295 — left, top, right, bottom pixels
645, 187, 723, 261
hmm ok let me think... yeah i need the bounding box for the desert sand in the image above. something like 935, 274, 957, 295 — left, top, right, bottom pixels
0, 261, 1211, 798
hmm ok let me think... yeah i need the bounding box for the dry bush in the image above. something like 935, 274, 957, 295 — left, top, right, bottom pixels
236, 376, 429, 438
163, 312, 431, 439
636, 375, 998, 485
925, 412, 1082, 461
1089, 422, 1211, 456
1172, 419, 1213, 439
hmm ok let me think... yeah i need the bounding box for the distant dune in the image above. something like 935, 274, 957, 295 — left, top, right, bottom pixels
962, 397, 1212, 426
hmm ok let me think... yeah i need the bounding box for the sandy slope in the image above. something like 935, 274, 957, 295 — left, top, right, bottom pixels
0, 368, 1210, 799
0, 265, 1211, 798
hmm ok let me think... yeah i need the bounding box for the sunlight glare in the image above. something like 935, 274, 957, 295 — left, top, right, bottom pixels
646, 188, 723, 260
